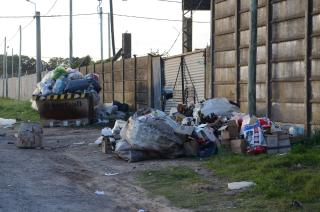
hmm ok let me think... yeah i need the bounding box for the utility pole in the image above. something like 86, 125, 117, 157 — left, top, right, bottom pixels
11, 48, 13, 78
248, 0, 257, 116
107, 12, 111, 58
36, 11, 42, 82
99, 0, 103, 62
69, 0, 73, 67
109, 0, 116, 56
5, 46, 8, 98
18, 25, 22, 101
2, 37, 5, 98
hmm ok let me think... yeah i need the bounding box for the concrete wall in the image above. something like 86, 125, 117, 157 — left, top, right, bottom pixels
209, 0, 320, 133
0, 73, 38, 101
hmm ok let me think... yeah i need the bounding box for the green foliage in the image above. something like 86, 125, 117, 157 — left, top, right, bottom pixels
138, 167, 213, 209
205, 147, 320, 209
0, 98, 39, 122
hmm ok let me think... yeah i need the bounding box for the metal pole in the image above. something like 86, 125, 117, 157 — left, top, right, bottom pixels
210, 0, 215, 98
248, 0, 257, 116
69, 0, 73, 66
99, 6, 104, 62
5, 47, 8, 98
109, 0, 116, 56
18, 25, 22, 101
107, 13, 111, 59
2, 37, 5, 98
36, 11, 42, 82
11, 48, 13, 78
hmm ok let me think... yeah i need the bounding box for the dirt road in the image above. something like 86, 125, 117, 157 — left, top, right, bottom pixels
0, 127, 195, 212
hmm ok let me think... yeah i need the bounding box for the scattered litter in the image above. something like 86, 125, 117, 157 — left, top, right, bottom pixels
73, 142, 86, 145
104, 172, 119, 176
291, 200, 303, 208
94, 190, 105, 195
0, 118, 16, 127
228, 181, 255, 190
94, 136, 103, 145
101, 128, 113, 137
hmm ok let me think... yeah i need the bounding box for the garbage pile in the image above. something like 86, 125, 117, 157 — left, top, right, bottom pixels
33, 66, 101, 105
97, 98, 296, 162
95, 101, 129, 124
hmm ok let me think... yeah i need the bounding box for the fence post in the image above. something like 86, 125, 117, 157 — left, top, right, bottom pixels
266, 0, 273, 118
304, 0, 312, 136
180, 56, 185, 104
134, 55, 137, 110
248, 0, 257, 116
210, 0, 215, 98
122, 58, 125, 103
235, 0, 240, 105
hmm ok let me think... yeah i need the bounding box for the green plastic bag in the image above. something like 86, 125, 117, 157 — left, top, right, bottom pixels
52, 66, 67, 80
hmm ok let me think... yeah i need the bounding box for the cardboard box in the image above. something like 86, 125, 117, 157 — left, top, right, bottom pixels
266, 132, 291, 154
230, 139, 247, 154
218, 120, 239, 140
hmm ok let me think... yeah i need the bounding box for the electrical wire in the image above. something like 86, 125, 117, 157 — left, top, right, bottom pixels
0, 13, 209, 23
45, 0, 59, 16
162, 30, 181, 56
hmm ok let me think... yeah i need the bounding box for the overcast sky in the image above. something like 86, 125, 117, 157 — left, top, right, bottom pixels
0, 0, 210, 61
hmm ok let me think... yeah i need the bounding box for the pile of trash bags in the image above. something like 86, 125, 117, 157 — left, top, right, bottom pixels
95, 101, 129, 124
97, 98, 301, 162
33, 66, 101, 105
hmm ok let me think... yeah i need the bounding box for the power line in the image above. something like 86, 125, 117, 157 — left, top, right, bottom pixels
162, 30, 181, 56
0, 13, 210, 23
45, 0, 59, 16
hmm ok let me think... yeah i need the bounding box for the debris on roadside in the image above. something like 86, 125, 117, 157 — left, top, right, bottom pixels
88, 97, 298, 162
0, 118, 16, 128
228, 181, 255, 190
104, 172, 119, 176
94, 190, 105, 195
16, 123, 43, 149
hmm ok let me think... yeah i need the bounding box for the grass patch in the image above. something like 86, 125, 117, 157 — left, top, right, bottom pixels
0, 98, 39, 122
138, 166, 214, 209
138, 144, 320, 211
206, 145, 320, 210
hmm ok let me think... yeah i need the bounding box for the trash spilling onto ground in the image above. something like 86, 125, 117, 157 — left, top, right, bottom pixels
90, 97, 299, 162
0, 118, 16, 127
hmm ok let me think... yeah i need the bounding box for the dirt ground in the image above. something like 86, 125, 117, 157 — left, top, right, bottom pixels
0, 127, 206, 212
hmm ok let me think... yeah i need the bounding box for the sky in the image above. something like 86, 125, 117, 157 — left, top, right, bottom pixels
0, 0, 210, 61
